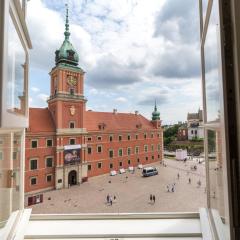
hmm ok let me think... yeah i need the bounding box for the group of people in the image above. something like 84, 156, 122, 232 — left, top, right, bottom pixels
106, 194, 116, 206
166, 183, 176, 192
149, 194, 156, 204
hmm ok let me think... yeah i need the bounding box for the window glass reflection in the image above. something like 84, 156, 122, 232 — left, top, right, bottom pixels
0, 133, 13, 226
7, 15, 26, 115
207, 129, 225, 219
12, 133, 21, 212
204, 0, 221, 122
0, 132, 22, 227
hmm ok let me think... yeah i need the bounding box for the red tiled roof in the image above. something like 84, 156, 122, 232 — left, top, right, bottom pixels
84, 111, 155, 131
28, 108, 55, 133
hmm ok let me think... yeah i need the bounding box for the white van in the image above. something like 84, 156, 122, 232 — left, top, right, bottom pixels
142, 167, 158, 177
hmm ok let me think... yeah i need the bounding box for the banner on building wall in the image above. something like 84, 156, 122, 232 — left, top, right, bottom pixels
64, 144, 81, 165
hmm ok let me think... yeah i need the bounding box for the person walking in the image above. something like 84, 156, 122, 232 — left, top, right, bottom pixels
171, 185, 174, 192
150, 194, 153, 203
167, 185, 169, 192
107, 194, 110, 204
109, 196, 113, 205
153, 195, 156, 204
188, 178, 191, 184
113, 195, 116, 201
177, 173, 180, 180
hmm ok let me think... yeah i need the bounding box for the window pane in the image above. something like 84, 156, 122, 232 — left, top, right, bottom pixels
0, 131, 22, 226
7, 15, 26, 114
204, 0, 221, 122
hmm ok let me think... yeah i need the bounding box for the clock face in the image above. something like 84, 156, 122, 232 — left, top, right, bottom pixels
67, 76, 77, 86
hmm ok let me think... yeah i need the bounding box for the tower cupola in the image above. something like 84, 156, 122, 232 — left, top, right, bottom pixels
55, 4, 79, 66
152, 100, 160, 121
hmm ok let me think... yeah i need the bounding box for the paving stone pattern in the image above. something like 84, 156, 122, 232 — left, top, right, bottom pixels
29, 159, 207, 214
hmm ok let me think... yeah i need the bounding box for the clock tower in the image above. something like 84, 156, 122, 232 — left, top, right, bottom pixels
47, 5, 87, 189
48, 5, 86, 131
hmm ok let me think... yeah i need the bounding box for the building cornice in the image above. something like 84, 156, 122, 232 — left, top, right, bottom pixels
56, 128, 87, 136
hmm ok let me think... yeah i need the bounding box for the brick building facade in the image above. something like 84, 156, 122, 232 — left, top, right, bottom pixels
25, 8, 163, 196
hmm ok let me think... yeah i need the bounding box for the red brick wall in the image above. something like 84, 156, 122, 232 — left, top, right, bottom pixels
25, 134, 56, 193
85, 129, 163, 177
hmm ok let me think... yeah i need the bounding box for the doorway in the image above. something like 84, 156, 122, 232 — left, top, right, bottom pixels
68, 170, 77, 186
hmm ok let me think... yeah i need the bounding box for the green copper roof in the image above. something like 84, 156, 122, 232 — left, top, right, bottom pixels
152, 100, 160, 121
55, 4, 79, 66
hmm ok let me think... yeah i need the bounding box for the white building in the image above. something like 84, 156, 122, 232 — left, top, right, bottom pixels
187, 109, 204, 140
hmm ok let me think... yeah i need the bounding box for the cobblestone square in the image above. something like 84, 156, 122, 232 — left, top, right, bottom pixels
29, 158, 207, 214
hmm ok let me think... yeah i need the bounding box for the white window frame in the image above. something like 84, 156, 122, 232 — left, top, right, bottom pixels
46, 138, 53, 147
45, 156, 54, 168
30, 158, 38, 170
31, 139, 38, 148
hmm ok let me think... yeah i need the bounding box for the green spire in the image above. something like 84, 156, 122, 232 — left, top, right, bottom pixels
64, 4, 70, 40
152, 100, 160, 121
55, 4, 79, 66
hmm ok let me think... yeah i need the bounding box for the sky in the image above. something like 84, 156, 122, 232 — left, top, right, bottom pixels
27, 0, 202, 124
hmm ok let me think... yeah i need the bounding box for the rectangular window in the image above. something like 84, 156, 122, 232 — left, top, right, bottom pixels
135, 146, 139, 154
88, 164, 91, 171
70, 88, 74, 95
46, 139, 53, 147
87, 147, 92, 154
144, 145, 148, 152
137, 158, 140, 163
158, 144, 161, 151
119, 161, 123, 167
109, 149, 114, 158
151, 133, 154, 138
69, 122, 75, 129
109, 163, 113, 169
144, 133, 147, 139
135, 134, 138, 140
128, 160, 131, 165
7, 14, 26, 114
152, 155, 154, 160
46, 157, 53, 167
12, 151, 17, 160
118, 148, 123, 157
97, 162, 102, 169
87, 137, 92, 141
31, 177, 37, 185
151, 144, 154, 151
97, 136, 102, 141
30, 159, 38, 170
127, 147, 131, 156
97, 145, 102, 153
127, 134, 131, 140
146, 156, 148, 161
46, 175, 52, 182
69, 138, 75, 145
31, 140, 38, 148
118, 135, 122, 141
109, 135, 113, 142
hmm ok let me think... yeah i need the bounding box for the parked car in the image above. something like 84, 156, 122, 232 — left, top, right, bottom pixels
128, 166, 134, 172
110, 170, 117, 176
138, 164, 143, 169
142, 167, 158, 177
119, 168, 126, 174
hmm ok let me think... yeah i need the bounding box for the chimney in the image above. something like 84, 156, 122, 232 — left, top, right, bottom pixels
135, 110, 139, 115
113, 109, 117, 114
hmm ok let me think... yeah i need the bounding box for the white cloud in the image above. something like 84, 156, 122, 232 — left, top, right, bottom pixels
27, 0, 202, 124
31, 87, 40, 92
115, 97, 127, 103
37, 93, 48, 102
